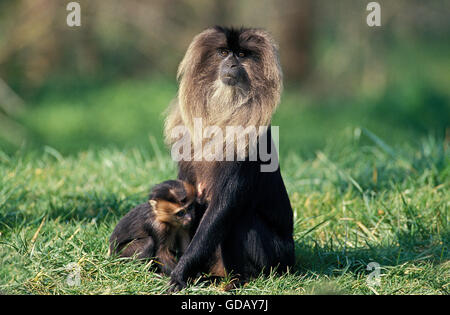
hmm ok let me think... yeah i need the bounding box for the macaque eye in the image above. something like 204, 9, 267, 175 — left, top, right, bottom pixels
238, 51, 245, 58
176, 209, 187, 217
218, 48, 229, 57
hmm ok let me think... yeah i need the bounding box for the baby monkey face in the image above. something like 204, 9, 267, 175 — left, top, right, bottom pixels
173, 201, 195, 228
149, 180, 197, 228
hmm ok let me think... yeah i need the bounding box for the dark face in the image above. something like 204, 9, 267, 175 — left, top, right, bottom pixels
217, 47, 250, 90
184, 27, 275, 95
214, 27, 264, 92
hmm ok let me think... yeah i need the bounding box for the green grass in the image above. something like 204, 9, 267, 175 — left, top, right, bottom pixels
0, 130, 448, 294
0, 73, 449, 294
1, 4, 449, 294
3, 71, 448, 157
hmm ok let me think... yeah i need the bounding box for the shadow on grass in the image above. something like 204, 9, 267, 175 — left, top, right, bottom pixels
292, 230, 449, 292
0, 192, 148, 233
1, 190, 447, 294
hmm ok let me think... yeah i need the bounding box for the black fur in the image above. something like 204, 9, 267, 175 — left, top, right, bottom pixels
214, 26, 243, 53
169, 127, 295, 291
109, 202, 158, 259
109, 180, 203, 275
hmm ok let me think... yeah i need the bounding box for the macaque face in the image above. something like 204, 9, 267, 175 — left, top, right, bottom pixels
172, 202, 195, 228
149, 180, 197, 228
181, 27, 280, 96
217, 47, 251, 91
211, 28, 268, 93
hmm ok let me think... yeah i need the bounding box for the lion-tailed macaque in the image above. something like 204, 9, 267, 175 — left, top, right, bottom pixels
109, 180, 205, 275
165, 26, 295, 291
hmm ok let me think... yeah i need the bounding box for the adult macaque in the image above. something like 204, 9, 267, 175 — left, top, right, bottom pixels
165, 26, 295, 291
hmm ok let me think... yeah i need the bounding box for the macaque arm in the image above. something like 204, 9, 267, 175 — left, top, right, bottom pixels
169, 163, 254, 290
156, 247, 178, 275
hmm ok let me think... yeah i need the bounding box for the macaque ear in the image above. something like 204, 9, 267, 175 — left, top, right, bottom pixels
149, 199, 157, 209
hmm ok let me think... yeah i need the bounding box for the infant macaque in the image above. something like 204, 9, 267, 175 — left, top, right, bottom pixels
109, 180, 204, 275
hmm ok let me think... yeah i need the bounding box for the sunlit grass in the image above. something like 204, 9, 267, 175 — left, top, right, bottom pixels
5, 75, 448, 158
0, 75, 448, 294
1, 131, 448, 294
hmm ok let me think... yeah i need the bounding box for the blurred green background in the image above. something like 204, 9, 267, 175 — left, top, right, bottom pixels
0, 0, 449, 156
0, 0, 449, 295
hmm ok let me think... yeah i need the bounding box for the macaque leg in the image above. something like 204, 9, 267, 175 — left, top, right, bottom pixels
118, 237, 155, 259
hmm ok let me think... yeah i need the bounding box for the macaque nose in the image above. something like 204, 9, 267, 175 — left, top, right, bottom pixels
228, 57, 239, 70
183, 214, 192, 226
223, 67, 239, 78
221, 62, 240, 86
220, 53, 249, 87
